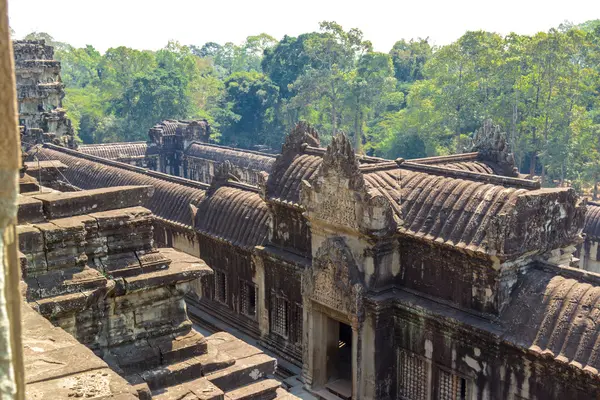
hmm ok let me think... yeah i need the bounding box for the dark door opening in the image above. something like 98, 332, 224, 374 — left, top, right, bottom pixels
324, 320, 353, 399
337, 322, 352, 381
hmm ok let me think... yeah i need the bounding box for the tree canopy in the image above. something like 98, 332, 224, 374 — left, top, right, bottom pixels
21, 20, 600, 195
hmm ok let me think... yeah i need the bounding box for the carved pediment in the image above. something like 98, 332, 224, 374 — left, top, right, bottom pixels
304, 237, 364, 318
301, 133, 397, 235
282, 121, 320, 154
265, 122, 321, 201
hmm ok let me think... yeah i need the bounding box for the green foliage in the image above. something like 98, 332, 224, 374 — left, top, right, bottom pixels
217, 71, 280, 148
28, 18, 600, 193
389, 38, 432, 82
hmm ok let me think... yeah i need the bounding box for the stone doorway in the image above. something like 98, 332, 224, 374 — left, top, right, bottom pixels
310, 311, 354, 400
324, 320, 353, 399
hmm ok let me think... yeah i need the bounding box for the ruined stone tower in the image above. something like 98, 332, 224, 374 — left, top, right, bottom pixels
13, 40, 74, 148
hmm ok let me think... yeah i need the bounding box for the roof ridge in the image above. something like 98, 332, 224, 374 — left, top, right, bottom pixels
399, 160, 540, 190
186, 141, 277, 158
79, 141, 147, 147
409, 152, 480, 164
303, 145, 388, 164
43, 143, 210, 190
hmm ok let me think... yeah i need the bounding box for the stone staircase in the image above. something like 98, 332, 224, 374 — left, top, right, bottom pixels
154, 331, 295, 399
110, 329, 295, 399
16, 186, 300, 400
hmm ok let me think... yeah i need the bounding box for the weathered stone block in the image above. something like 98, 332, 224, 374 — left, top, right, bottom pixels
17, 194, 44, 223
147, 329, 208, 364
32, 185, 154, 219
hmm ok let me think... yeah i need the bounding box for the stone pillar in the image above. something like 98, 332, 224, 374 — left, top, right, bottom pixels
358, 313, 376, 399
0, 3, 25, 396
252, 254, 269, 336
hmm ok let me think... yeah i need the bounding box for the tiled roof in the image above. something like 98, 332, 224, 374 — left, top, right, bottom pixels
364, 168, 527, 254
185, 143, 275, 172
78, 142, 148, 160
36, 146, 206, 227
265, 154, 322, 205
194, 183, 270, 248
409, 153, 502, 175
501, 268, 600, 375
584, 202, 600, 240
441, 161, 497, 174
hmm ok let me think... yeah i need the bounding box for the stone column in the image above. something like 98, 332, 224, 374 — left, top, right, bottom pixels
252, 254, 269, 336
0, 2, 25, 397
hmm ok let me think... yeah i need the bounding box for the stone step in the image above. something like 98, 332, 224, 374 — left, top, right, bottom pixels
313, 389, 344, 400
224, 378, 281, 400
206, 354, 276, 392
152, 377, 224, 400
32, 284, 112, 318
148, 329, 208, 364
126, 342, 234, 392
24, 266, 108, 300
195, 344, 236, 375
138, 355, 204, 391
274, 388, 305, 400
324, 379, 351, 400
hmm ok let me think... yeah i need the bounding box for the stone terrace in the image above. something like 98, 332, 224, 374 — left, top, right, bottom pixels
17, 185, 298, 399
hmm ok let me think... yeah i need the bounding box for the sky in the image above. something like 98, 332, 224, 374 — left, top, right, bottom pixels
8, 0, 600, 53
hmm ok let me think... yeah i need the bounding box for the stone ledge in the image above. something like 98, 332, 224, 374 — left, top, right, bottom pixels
32, 185, 154, 219
21, 303, 137, 399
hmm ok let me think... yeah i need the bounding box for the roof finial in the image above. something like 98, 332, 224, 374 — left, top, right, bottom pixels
208, 160, 240, 194
281, 121, 320, 155
472, 119, 518, 177
321, 132, 364, 191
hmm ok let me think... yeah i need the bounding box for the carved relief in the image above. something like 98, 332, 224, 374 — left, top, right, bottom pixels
304, 237, 364, 319
471, 119, 518, 177
301, 132, 397, 235
313, 194, 359, 230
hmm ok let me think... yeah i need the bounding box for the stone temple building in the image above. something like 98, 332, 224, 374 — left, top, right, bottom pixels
30, 121, 598, 400
77, 119, 276, 186
14, 39, 600, 400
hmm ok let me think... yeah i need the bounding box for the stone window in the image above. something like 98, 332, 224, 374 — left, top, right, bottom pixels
437, 366, 471, 400
293, 303, 303, 345
397, 349, 429, 400
240, 280, 257, 318
271, 294, 289, 338
214, 269, 228, 304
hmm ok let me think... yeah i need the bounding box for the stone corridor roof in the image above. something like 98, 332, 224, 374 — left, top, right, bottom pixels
584, 202, 600, 241
78, 142, 148, 160
266, 154, 322, 205
361, 161, 582, 258
409, 153, 502, 175
501, 267, 600, 376
36, 145, 207, 227
363, 168, 528, 253
194, 183, 271, 249
185, 142, 276, 172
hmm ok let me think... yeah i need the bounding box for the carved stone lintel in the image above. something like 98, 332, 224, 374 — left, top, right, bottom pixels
303, 237, 364, 320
